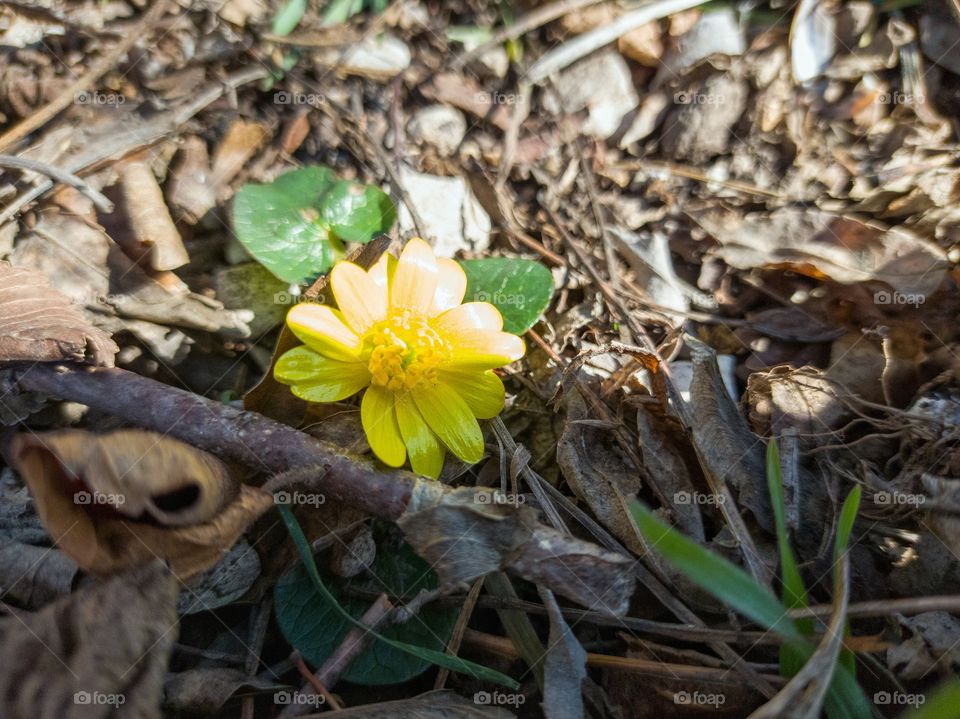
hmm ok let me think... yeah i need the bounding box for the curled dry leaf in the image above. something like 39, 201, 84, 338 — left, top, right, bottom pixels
0, 261, 117, 367
398, 483, 635, 616
116, 157, 189, 271
0, 560, 177, 719
10, 429, 273, 579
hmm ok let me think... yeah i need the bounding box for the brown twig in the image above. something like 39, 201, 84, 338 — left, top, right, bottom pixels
462, 630, 787, 685
0, 155, 113, 212
14, 364, 633, 612
434, 578, 485, 690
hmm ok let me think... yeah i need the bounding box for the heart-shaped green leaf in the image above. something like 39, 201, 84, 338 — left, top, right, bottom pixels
320, 181, 397, 244
274, 522, 459, 685
459, 258, 554, 334
231, 167, 396, 284
232, 167, 339, 284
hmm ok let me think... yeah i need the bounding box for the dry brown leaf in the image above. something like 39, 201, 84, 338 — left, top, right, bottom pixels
210, 118, 272, 194
0, 560, 177, 719
165, 135, 217, 223
11, 212, 250, 338
163, 668, 285, 714
0, 539, 77, 609
398, 483, 634, 616
556, 388, 644, 555
10, 429, 273, 579
695, 207, 948, 297
116, 157, 189, 271
0, 261, 117, 366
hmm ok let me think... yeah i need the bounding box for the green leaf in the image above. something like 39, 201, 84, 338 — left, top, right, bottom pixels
629, 501, 804, 642
274, 506, 519, 688
232, 168, 395, 284
272, 0, 308, 35
232, 167, 338, 284
319, 181, 397, 244
460, 258, 554, 334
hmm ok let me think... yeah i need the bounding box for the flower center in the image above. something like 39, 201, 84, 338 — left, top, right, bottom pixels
363, 311, 450, 392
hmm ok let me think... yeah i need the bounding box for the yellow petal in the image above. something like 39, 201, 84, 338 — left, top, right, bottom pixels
287, 304, 361, 362
274, 346, 370, 402
447, 330, 525, 370
412, 381, 484, 464
432, 258, 467, 313
437, 370, 505, 419
433, 302, 503, 334
331, 261, 387, 333
390, 238, 438, 313
361, 385, 405, 467
395, 393, 445, 478
368, 252, 397, 293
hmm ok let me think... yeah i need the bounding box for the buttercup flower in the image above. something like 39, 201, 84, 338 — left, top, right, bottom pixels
274, 239, 525, 478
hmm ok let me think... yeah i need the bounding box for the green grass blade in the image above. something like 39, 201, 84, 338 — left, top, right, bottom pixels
630, 497, 872, 719
278, 505, 520, 689
766, 439, 812, 676
630, 501, 804, 642
822, 486, 871, 719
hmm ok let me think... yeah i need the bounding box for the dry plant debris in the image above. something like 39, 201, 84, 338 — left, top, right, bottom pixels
2, 0, 960, 717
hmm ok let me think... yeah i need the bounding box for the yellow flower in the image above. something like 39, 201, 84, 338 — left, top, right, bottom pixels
274, 239, 525, 478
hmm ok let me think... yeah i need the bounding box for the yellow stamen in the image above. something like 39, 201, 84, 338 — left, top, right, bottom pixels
363, 310, 451, 392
